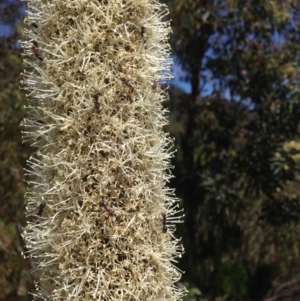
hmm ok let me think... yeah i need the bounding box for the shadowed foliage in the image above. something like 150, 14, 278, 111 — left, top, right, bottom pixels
0, 1, 33, 300
163, 0, 300, 300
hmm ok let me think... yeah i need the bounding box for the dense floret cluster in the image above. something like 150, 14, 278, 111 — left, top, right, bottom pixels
21, 0, 184, 300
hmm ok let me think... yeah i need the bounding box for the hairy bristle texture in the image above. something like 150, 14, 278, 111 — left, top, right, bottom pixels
20, 0, 185, 300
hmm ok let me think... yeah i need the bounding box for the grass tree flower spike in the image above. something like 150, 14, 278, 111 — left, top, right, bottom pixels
21, 0, 185, 300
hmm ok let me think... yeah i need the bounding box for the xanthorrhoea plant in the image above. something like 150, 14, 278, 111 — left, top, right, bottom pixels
21, 0, 184, 300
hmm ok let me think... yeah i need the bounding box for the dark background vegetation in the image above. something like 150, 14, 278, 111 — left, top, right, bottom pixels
1, 0, 300, 300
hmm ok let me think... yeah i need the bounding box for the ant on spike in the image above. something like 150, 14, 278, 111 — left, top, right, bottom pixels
151, 81, 158, 90
30, 22, 38, 29
37, 202, 45, 216
92, 94, 101, 114
140, 26, 146, 38
99, 201, 114, 216
31, 41, 43, 61
120, 77, 134, 93
161, 213, 167, 233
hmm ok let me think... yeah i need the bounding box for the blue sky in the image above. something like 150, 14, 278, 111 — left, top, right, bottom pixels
170, 61, 190, 93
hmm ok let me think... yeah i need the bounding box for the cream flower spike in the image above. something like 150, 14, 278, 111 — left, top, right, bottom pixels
21, 0, 185, 300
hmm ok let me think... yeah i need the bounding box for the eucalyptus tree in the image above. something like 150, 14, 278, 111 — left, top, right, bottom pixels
163, 0, 300, 300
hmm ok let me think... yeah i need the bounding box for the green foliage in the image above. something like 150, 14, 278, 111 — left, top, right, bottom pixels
215, 261, 249, 299
0, 48, 28, 223
0, 2, 32, 300
163, 0, 300, 300
168, 93, 300, 300
177, 282, 206, 301
0, 220, 31, 300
